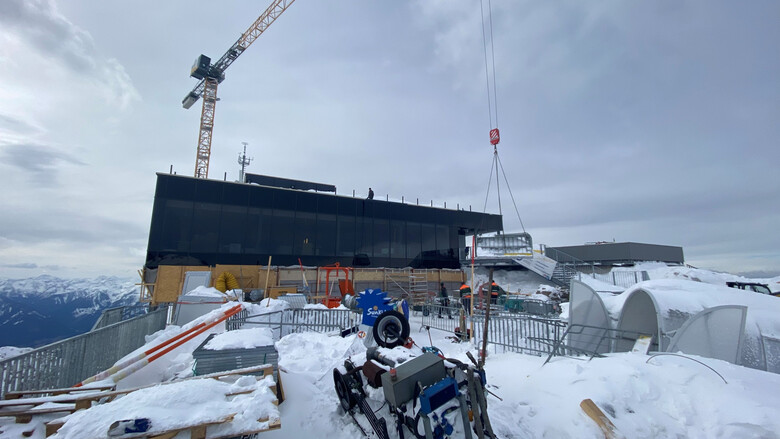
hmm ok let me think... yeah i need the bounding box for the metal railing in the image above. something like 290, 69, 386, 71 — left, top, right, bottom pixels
544, 324, 654, 365
420, 302, 567, 356
91, 304, 151, 330
0, 306, 168, 398
584, 271, 650, 288
473, 314, 567, 356
227, 308, 361, 338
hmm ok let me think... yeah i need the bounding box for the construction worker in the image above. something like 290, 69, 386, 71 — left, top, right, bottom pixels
438, 282, 452, 318
489, 281, 504, 304
458, 283, 471, 298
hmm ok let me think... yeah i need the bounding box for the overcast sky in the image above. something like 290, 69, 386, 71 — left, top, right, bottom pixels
0, 0, 778, 279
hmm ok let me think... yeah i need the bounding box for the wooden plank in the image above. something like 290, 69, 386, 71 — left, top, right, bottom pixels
3, 385, 115, 400
45, 419, 65, 437
115, 414, 235, 439
210, 417, 281, 439
0, 405, 76, 424
0, 389, 108, 409
580, 399, 618, 439
71, 364, 275, 411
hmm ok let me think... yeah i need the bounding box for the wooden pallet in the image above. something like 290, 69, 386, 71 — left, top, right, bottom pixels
3, 384, 115, 400
0, 364, 279, 436
112, 416, 280, 439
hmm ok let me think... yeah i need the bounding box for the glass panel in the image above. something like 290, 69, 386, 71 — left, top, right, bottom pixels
219, 205, 247, 254
374, 219, 389, 257
195, 180, 223, 203
245, 207, 270, 254
249, 186, 274, 208
357, 217, 372, 256
222, 184, 249, 205
436, 225, 449, 251
159, 199, 192, 252
319, 196, 338, 215
294, 211, 316, 256
296, 192, 318, 214
190, 202, 220, 253
337, 216, 356, 256
406, 222, 422, 261
390, 221, 405, 260
422, 224, 436, 251
274, 190, 296, 211
269, 210, 294, 255
163, 176, 196, 201
317, 214, 337, 256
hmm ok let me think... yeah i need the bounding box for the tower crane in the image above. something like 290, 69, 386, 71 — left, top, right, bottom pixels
182, 0, 297, 179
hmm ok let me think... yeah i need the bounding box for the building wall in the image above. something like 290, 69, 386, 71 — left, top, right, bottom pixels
547, 242, 684, 265
145, 174, 502, 269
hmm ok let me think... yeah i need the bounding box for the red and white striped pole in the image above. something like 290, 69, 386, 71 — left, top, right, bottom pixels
75, 304, 244, 387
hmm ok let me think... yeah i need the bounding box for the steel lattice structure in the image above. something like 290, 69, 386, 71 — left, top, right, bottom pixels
183, 0, 297, 178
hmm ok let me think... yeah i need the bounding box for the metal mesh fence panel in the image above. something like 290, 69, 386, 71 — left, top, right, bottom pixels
0, 306, 167, 397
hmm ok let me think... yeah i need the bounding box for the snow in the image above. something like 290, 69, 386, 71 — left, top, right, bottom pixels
183, 285, 225, 297
3, 269, 780, 438
0, 346, 32, 360
205, 327, 275, 350
51, 376, 279, 439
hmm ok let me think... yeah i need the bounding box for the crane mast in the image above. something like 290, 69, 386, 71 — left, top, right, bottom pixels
182, 0, 297, 179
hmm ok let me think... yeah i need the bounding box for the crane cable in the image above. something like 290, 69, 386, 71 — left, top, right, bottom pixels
479, 0, 527, 235
480, 0, 499, 130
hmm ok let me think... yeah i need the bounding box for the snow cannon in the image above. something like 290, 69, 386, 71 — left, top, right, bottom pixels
342, 289, 410, 348
332, 349, 494, 439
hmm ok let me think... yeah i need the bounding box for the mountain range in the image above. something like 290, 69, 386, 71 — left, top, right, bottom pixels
0, 275, 140, 348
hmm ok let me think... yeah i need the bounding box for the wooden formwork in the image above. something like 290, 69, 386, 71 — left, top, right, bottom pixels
145, 264, 466, 306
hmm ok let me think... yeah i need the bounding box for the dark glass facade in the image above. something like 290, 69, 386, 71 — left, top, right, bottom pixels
145, 173, 503, 269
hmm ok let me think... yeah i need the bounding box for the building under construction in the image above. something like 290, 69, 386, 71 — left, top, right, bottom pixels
140, 172, 503, 305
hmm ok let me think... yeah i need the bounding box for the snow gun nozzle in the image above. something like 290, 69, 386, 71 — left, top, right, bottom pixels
366, 346, 396, 367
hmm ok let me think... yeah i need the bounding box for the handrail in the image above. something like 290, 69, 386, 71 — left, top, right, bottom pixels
0, 306, 168, 398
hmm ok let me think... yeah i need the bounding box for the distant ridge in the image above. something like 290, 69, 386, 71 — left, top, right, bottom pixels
0, 275, 139, 348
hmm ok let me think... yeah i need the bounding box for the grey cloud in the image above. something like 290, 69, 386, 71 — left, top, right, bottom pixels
0, 0, 139, 108
0, 114, 42, 136
1, 263, 38, 269
0, 203, 147, 251
0, 263, 63, 271
0, 143, 84, 184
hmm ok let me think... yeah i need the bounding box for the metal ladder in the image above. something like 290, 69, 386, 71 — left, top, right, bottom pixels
384, 268, 411, 299
409, 270, 429, 308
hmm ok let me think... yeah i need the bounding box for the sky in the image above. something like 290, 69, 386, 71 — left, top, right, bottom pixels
0, 0, 778, 279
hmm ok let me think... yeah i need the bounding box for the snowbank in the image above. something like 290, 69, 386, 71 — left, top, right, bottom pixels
52, 375, 279, 439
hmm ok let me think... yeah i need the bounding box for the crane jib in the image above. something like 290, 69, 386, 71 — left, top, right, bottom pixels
181, 0, 297, 178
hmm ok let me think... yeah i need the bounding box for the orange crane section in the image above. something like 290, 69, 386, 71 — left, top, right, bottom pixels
182, 0, 297, 179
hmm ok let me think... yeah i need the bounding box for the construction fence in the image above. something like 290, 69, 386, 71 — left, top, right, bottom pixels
420, 303, 567, 357
226, 308, 361, 338
0, 306, 167, 398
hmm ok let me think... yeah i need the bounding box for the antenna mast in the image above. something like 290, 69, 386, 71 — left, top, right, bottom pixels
238, 142, 253, 183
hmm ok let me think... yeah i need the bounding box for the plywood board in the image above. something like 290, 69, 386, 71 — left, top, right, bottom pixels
155, 266, 184, 304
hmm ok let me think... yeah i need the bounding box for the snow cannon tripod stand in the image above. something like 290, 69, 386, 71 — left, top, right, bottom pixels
333, 348, 496, 439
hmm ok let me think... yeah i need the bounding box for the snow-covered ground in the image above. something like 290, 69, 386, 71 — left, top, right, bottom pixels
4, 298, 780, 438
2, 265, 780, 438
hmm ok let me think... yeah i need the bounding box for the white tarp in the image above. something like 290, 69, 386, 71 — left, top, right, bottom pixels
614, 279, 780, 372
667, 305, 747, 364
567, 280, 612, 355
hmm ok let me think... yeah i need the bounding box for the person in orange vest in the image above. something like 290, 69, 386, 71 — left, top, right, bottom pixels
489, 281, 504, 304
458, 283, 471, 299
